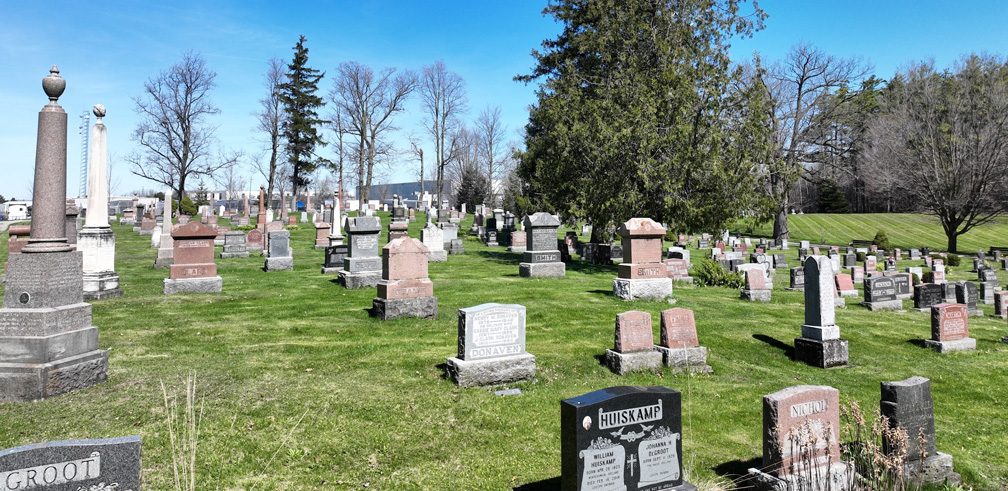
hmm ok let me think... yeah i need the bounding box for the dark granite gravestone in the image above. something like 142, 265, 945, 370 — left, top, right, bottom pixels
446, 303, 535, 387
862, 276, 902, 311
322, 244, 349, 274
339, 216, 383, 288
843, 252, 856, 267
953, 281, 982, 315
0, 436, 140, 490
264, 230, 293, 271
914, 283, 945, 311
773, 253, 787, 269
519, 212, 565, 278
880, 377, 961, 486
561, 386, 696, 491
787, 266, 805, 291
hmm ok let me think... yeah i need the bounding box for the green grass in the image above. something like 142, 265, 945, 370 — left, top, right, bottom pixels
1, 213, 1007, 489
735, 213, 1008, 253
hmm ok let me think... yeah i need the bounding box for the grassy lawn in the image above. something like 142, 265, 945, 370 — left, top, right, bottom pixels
1, 213, 1006, 490
735, 213, 1008, 254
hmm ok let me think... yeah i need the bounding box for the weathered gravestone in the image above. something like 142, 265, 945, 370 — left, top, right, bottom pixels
372, 237, 438, 320
953, 281, 982, 316
164, 222, 222, 294
220, 231, 249, 259
926, 303, 976, 353
264, 230, 293, 271
613, 218, 673, 301
421, 223, 447, 262
905, 266, 923, 282
663, 258, 693, 284
843, 251, 856, 267
978, 278, 997, 306
338, 216, 383, 289
909, 248, 921, 260
655, 308, 712, 373
245, 228, 264, 253
747, 385, 849, 491
796, 256, 849, 369
834, 273, 857, 297
773, 253, 787, 270
446, 303, 535, 387
914, 283, 945, 312
519, 212, 565, 278
604, 311, 662, 375
925, 265, 946, 284
992, 291, 1008, 319
561, 386, 696, 491
667, 246, 690, 264
508, 230, 527, 253
313, 221, 329, 249
0, 435, 141, 490
741, 268, 771, 302
861, 276, 903, 311
0, 67, 110, 401
387, 220, 409, 242
78, 104, 122, 300
864, 255, 877, 273
787, 266, 805, 291
880, 376, 961, 486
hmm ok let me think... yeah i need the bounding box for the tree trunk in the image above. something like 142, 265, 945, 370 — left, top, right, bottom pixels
772, 206, 789, 241
947, 231, 958, 253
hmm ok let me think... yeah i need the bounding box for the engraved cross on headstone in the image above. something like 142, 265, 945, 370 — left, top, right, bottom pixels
626, 453, 637, 476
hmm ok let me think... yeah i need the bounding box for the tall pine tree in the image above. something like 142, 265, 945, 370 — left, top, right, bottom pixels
279, 35, 327, 207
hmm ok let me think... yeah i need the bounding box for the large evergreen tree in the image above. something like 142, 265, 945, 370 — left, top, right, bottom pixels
279, 35, 327, 206
517, 0, 771, 241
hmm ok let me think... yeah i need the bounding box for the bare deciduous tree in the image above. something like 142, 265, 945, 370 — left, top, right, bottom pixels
419, 60, 467, 206
213, 150, 246, 210
330, 62, 416, 211
761, 43, 868, 240
867, 55, 1008, 252
253, 57, 286, 209
475, 105, 506, 206
129, 51, 225, 213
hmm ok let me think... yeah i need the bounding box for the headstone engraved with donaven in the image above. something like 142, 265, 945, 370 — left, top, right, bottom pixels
562, 386, 696, 491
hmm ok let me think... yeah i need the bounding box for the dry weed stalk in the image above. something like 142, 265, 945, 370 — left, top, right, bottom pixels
161, 372, 203, 491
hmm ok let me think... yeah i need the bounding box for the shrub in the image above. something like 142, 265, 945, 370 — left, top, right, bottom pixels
174, 196, 197, 217
694, 258, 743, 289
856, 252, 866, 262
872, 230, 892, 252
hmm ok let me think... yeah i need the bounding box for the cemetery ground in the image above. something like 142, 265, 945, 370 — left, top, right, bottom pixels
739, 213, 1008, 254
1, 214, 1008, 490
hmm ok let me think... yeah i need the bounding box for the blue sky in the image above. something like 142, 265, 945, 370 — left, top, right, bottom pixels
2, 1, 1007, 200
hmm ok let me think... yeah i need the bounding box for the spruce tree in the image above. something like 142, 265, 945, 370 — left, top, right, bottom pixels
279, 35, 327, 204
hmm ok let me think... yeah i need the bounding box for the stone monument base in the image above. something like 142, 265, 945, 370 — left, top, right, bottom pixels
427, 250, 448, 263
746, 462, 852, 491
785, 286, 805, 292
603, 349, 662, 375
654, 346, 712, 373
794, 337, 849, 368
860, 300, 903, 311
139, 229, 153, 236
264, 256, 293, 271
163, 276, 223, 295
741, 288, 771, 302
448, 242, 465, 254
220, 251, 249, 259
153, 256, 173, 269
966, 308, 984, 317
838, 290, 858, 297
321, 266, 341, 274
371, 296, 438, 320
338, 270, 381, 289
0, 349, 109, 402
507, 245, 526, 253
445, 353, 536, 387
925, 337, 976, 353
519, 261, 565, 278
612, 277, 673, 301
834, 296, 846, 308
82, 271, 123, 300
904, 452, 961, 486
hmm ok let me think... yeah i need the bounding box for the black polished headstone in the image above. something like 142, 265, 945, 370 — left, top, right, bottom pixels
881, 377, 936, 461
562, 386, 694, 491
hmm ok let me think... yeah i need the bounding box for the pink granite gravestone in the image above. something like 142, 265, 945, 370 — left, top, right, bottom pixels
164, 222, 222, 294
372, 237, 437, 320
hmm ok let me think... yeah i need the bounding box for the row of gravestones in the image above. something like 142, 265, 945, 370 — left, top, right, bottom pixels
0, 378, 956, 490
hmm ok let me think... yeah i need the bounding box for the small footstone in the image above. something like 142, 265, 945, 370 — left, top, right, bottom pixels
163, 276, 223, 295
